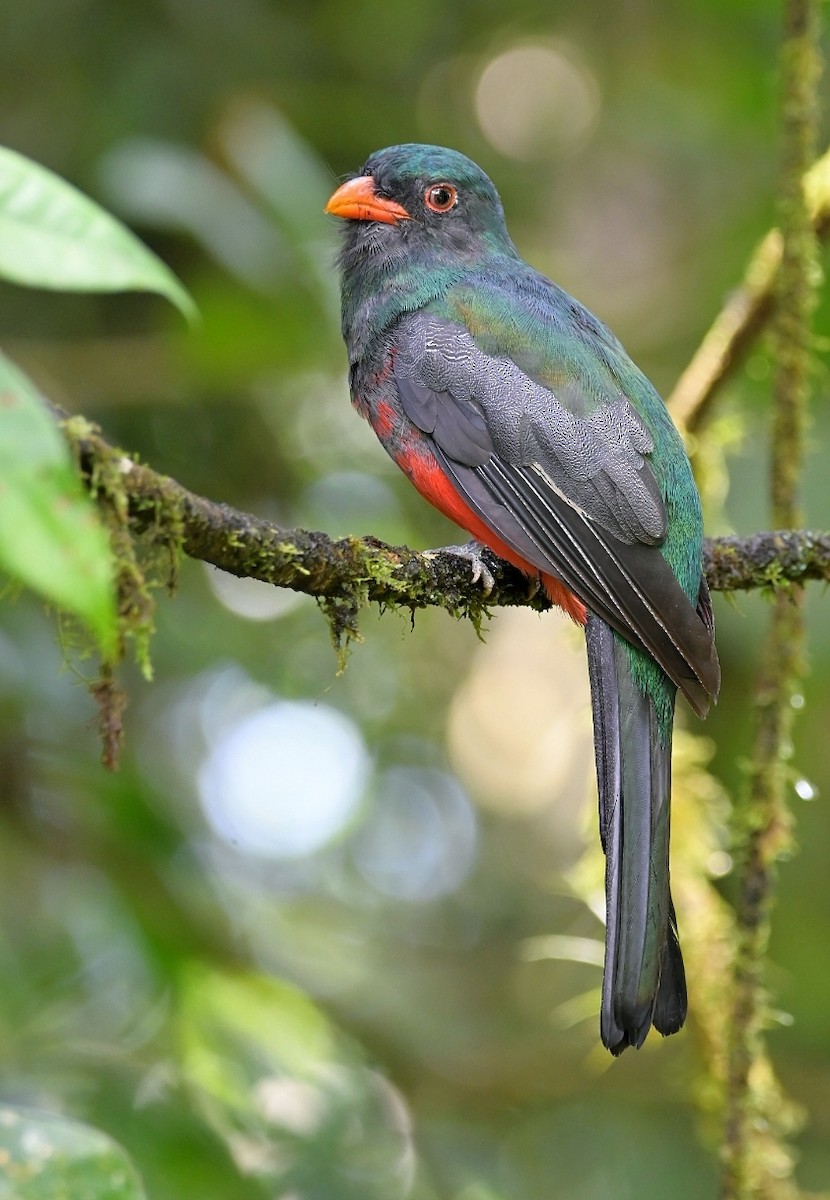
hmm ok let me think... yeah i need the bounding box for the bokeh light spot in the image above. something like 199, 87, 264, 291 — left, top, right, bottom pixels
448, 609, 592, 830
199, 701, 369, 858
475, 42, 600, 161
795, 777, 817, 801
206, 565, 306, 622
707, 850, 733, 878
352, 767, 477, 901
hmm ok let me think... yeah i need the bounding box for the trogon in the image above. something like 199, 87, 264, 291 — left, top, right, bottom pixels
325, 144, 720, 1054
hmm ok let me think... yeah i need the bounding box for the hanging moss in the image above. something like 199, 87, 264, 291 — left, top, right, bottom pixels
719, 1, 822, 1196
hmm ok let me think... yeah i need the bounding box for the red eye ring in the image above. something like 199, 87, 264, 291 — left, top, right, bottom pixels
424, 183, 458, 213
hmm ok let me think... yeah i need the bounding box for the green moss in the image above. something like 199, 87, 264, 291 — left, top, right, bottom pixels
61, 416, 187, 761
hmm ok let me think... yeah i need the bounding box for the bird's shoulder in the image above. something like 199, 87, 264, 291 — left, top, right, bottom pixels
426, 260, 631, 403
412, 262, 683, 466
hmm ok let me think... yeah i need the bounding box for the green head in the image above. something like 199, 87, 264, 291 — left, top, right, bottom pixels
326, 143, 518, 267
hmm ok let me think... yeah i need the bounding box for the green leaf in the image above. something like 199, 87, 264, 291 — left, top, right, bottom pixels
179, 965, 336, 1117
177, 967, 415, 1199
0, 1106, 148, 1200
0, 352, 117, 653
0, 145, 196, 321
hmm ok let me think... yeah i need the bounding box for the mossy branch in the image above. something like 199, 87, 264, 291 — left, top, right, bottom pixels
62, 416, 830, 618
719, 1, 821, 1197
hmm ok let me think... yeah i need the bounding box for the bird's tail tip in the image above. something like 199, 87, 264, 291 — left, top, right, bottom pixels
586, 614, 688, 1057
601, 900, 688, 1055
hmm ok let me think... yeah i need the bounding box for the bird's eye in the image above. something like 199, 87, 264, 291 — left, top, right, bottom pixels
424, 183, 458, 213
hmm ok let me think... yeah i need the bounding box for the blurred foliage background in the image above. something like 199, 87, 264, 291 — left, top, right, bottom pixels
1, 1, 829, 1197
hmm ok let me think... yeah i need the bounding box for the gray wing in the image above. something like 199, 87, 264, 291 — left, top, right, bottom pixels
392, 314, 719, 713
395, 314, 667, 546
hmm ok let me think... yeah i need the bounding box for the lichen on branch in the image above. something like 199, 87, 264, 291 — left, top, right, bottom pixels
63, 416, 830, 620
719, 0, 822, 1195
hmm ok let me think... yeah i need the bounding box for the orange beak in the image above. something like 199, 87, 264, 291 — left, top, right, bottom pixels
325, 175, 411, 225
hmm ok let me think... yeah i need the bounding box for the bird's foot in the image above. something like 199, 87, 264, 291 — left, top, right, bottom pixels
424, 540, 497, 596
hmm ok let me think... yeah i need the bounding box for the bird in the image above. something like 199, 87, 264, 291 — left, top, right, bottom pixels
325, 144, 720, 1054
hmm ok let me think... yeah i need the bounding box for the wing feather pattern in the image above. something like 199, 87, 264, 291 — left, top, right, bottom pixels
392, 313, 719, 714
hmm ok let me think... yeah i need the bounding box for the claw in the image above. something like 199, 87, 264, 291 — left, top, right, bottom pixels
425, 539, 497, 595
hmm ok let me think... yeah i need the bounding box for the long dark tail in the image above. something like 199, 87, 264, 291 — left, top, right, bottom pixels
585, 614, 687, 1055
